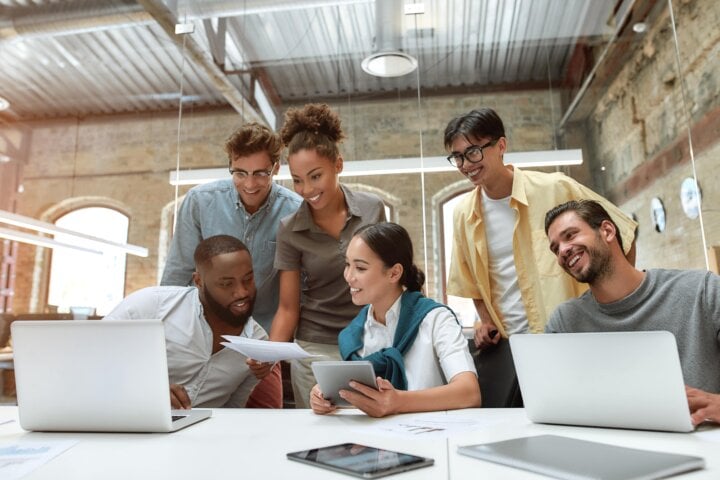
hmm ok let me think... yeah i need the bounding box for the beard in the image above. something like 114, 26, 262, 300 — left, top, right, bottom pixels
568, 240, 613, 284
202, 285, 255, 328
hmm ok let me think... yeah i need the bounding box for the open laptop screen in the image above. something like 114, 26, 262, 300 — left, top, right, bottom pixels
12, 319, 210, 432
509, 331, 693, 432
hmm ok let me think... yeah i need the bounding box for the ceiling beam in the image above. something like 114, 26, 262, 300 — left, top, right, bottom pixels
203, 18, 227, 68
136, 0, 264, 124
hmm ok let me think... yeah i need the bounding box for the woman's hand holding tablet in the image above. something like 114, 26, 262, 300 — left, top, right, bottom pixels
310, 361, 378, 412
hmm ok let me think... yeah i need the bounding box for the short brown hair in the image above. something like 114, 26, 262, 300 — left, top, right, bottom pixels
545, 199, 623, 249
279, 103, 345, 161
224, 122, 283, 166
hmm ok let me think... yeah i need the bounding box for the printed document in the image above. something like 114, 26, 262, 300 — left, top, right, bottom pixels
0, 440, 77, 480
221, 336, 321, 362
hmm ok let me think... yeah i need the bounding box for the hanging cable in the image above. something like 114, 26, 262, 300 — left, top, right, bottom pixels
667, 0, 709, 270
172, 26, 189, 236
413, 10, 429, 288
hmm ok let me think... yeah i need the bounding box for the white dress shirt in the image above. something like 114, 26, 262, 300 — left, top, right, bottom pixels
104, 286, 266, 407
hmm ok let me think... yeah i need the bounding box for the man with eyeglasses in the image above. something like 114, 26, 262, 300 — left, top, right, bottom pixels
443, 108, 637, 355
162, 122, 301, 408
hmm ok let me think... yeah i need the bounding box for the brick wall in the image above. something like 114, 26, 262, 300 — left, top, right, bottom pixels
584, 0, 720, 270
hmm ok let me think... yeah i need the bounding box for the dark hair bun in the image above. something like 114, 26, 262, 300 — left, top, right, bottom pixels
404, 264, 426, 292
280, 103, 345, 146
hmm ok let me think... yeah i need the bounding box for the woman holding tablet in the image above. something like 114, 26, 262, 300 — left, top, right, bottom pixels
270, 104, 386, 408
310, 222, 481, 417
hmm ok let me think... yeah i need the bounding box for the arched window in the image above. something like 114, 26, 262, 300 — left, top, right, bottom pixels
47, 207, 129, 315
344, 183, 398, 223
442, 190, 477, 327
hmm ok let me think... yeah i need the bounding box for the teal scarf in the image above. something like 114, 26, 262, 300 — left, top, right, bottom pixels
338, 290, 457, 390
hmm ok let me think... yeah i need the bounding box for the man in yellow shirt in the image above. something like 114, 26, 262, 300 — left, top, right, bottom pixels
444, 108, 636, 349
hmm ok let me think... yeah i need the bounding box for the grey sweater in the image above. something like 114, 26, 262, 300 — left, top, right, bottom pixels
546, 269, 720, 393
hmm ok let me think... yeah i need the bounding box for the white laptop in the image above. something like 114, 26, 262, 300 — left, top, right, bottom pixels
509, 331, 694, 432
11, 319, 212, 432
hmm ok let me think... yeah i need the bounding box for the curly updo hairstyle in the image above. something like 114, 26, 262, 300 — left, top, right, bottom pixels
279, 103, 345, 161
354, 222, 425, 292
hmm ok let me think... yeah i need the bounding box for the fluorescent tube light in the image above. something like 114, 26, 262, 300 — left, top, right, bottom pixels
0, 227, 103, 255
0, 210, 149, 257
169, 149, 583, 186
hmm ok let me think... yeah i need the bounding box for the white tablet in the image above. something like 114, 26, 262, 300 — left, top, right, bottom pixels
311, 360, 378, 407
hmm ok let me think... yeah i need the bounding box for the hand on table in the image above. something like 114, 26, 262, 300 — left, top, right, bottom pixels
170, 384, 191, 410
686, 386, 720, 426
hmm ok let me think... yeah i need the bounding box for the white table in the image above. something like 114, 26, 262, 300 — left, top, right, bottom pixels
1, 407, 718, 479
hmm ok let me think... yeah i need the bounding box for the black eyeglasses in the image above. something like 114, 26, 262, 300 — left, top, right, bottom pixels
229, 168, 274, 181
446, 139, 498, 168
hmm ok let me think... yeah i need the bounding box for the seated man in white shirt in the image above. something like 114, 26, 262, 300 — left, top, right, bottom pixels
105, 234, 272, 408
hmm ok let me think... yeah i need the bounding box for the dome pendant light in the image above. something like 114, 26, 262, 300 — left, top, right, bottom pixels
361, 0, 417, 77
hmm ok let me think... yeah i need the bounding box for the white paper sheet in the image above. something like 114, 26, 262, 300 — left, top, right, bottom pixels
355, 414, 503, 438
221, 336, 321, 362
0, 440, 77, 480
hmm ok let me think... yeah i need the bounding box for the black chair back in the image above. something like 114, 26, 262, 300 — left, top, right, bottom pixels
469, 338, 523, 408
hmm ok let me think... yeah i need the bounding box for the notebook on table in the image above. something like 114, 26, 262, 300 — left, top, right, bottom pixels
11, 319, 211, 432
458, 435, 704, 480
509, 331, 694, 432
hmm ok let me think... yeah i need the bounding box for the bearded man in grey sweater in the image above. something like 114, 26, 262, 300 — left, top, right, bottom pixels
544, 199, 720, 427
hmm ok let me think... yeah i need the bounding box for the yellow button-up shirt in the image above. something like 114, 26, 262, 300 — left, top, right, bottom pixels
447, 167, 637, 336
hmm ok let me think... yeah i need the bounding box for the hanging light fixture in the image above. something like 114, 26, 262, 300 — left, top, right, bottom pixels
0, 227, 103, 255
169, 149, 584, 185
361, 0, 417, 77
0, 209, 149, 257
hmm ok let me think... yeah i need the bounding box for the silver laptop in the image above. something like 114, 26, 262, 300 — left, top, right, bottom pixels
458, 435, 705, 480
509, 331, 694, 432
11, 319, 212, 432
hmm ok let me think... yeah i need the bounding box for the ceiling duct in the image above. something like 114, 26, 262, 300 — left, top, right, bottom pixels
361, 0, 417, 77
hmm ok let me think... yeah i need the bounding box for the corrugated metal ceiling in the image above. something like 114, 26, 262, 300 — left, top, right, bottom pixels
0, 0, 624, 122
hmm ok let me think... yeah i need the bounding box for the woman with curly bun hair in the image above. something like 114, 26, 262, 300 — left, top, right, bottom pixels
309, 222, 481, 417
270, 103, 386, 408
